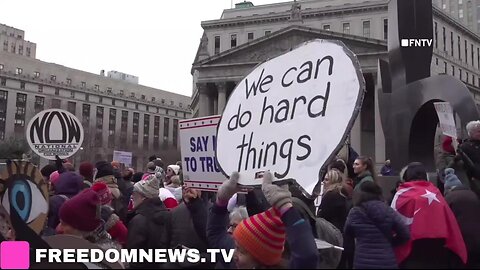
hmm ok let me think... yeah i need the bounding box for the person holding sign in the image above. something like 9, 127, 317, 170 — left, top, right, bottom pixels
458, 120, 480, 199
207, 171, 318, 269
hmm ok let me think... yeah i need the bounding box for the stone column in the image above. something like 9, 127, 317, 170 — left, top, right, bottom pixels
197, 83, 210, 117
216, 82, 227, 114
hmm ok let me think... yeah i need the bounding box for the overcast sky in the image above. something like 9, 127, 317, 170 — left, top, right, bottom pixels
1, 0, 291, 97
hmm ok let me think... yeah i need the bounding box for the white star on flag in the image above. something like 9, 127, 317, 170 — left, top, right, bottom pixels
421, 189, 440, 205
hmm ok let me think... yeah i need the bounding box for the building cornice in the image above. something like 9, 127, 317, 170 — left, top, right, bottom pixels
201, 2, 388, 29
432, 7, 480, 42
0, 71, 191, 113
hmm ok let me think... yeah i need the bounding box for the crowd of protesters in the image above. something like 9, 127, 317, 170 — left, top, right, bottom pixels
10, 120, 479, 269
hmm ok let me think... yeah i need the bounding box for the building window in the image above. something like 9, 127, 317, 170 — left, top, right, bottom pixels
66, 78, 72, 85
143, 114, 150, 149
81, 81, 86, 88
161, 99, 165, 104
124, 101, 127, 107
179, 102, 183, 108
50, 75, 56, 81
11, 44, 15, 53
323, 24, 330, 31
458, 36, 461, 60
26, 47, 30, 57
465, 40, 468, 63
434, 22, 438, 48
146, 105, 150, 111
107, 87, 112, 94
99, 96, 103, 103
67, 101, 76, 114
16, 68, 23, 75
18, 45, 23, 55
51, 99, 61, 109
154, 116, 160, 150
94, 84, 99, 91
452, 65, 455, 76
85, 93, 89, 101
71, 91, 75, 98
444, 61, 447, 73
265, 30, 271, 35
15, 93, 26, 131
478, 48, 479, 69
460, 68, 463, 80
55, 88, 60, 95
1, 78, 5, 86
435, 58, 438, 65
151, 97, 156, 102
248, 32, 254, 41
473, 75, 476, 86
38, 85, 43, 92
450, 31, 453, 56
383, 19, 388, 40
120, 110, 128, 144
3, 41, 7, 52
108, 109, 116, 148
141, 95, 145, 100
459, 9, 464, 18
34, 96, 44, 112
135, 103, 138, 110
343, 23, 350, 34
83, 104, 91, 127
472, 44, 474, 66
133, 112, 139, 145
112, 99, 115, 106
34, 71, 40, 78
466, 72, 469, 83
16, 93, 26, 104
363, 21, 370, 37
231, 34, 237, 48
163, 117, 170, 147
95, 106, 104, 147
214, 36, 220, 54
173, 119, 179, 148
20, 82, 25, 90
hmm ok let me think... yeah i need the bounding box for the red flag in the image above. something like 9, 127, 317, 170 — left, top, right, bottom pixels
391, 181, 467, 264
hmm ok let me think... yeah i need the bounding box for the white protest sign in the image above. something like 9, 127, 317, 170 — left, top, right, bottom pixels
216, 39, 365, 195
113, 150, 132, 167
179, 116, 227, 191
434, 102, 457, 138
26, 109, 84, 160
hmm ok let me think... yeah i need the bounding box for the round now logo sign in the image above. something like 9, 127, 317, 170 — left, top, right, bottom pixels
26, 109, 84, 160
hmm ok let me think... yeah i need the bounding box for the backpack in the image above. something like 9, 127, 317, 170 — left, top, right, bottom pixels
292, 197, 343, 269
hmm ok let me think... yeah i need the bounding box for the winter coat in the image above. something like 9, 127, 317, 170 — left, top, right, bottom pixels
169, 202, 213, 269
47, 172, 83, 232
458, 139, 480, 197
166, 186, 183, 202
344, 200, 410, 269
354, 172, 374, 191
127, 197, 172, 269
381, 165, 394, 176
101, 205, 128, 247
207, 203, 319, 269
317, 190, 348, 231
445, 186, 480, 268
94, 175, 126, 221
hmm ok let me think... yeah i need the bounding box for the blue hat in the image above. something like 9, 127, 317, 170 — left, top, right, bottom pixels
444, 168, 463, 190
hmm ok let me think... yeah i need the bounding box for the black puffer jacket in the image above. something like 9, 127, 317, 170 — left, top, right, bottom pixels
127, 197, 172, 269
344, 200, 410, 269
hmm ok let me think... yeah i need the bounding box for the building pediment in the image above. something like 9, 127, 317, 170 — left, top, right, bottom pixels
193, 25, 387, 68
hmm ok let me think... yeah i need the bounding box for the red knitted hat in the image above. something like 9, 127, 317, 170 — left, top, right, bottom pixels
91, 182, 112, 205
59, 189, 102, 232
233, 208, 286, 266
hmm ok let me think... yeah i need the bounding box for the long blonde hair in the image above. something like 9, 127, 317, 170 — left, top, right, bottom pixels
323, 169, 345, 195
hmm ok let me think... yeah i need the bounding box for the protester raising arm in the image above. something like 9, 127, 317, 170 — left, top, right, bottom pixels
261, 172, 319, 269
184, 187, 209, 245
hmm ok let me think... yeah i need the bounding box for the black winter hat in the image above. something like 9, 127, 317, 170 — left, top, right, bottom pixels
95, 161, 114, 179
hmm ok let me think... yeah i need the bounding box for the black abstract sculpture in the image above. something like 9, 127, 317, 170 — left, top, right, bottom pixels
378, 0, 480, 171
